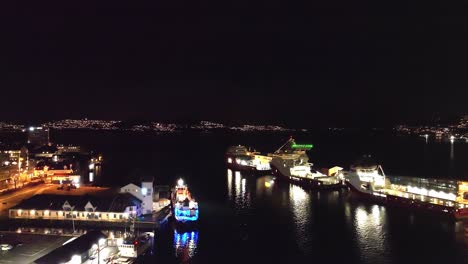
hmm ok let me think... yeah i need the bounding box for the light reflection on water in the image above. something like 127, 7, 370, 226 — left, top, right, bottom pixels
289, 184, 312, 252
174, 230, 199, 262
227, 169, 251, 210
227, 169, 233, 200
256, 176, 275, 197
353, 205, 389, 263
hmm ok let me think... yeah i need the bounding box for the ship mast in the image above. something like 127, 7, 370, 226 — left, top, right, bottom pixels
274, 137, 294, 153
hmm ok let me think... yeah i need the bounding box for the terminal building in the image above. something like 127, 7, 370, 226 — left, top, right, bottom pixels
9, 177, 170, 223
9, 193, 142, 222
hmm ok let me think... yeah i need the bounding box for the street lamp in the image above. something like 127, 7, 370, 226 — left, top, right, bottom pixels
93, 238, 106, 264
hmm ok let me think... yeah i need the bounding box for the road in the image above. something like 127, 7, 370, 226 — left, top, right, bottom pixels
0, 184, 54, 218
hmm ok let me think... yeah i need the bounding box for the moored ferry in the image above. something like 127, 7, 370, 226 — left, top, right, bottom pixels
225, 145, 271, 173
343, 157, 468, 219
269, 138, 344, 189
171, 179, 199, 226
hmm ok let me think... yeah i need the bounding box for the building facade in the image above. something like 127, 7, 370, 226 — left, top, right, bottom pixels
9, 193, 141, 222
120, 179, 154, 215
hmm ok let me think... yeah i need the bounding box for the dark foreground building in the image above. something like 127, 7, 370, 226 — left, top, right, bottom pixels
34, 230, 106, 263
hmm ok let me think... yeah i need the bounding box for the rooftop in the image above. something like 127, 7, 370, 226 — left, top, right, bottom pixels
34, 230, 106, 264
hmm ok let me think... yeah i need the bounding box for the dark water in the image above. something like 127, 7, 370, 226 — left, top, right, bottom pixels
50, 130, 468, 264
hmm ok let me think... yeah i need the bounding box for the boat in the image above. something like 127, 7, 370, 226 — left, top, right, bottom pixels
269, 138, 344, 189
117, 229, 153, 260
171, 179, 199, 227
225, 145, 271, 173
343, 156, 468, 219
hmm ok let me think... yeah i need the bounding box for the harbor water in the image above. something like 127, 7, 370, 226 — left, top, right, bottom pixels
47, 131, 468, 263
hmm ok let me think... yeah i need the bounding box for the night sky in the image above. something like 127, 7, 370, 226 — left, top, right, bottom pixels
0, 1, 467, 127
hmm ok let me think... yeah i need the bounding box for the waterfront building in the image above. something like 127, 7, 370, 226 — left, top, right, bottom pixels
9, 193, 142, 222
120, 177, 154, 215
57, 144, 82, 153
27, 126, 49, 146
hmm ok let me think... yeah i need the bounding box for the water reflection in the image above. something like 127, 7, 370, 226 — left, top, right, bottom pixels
289, 184, 312, 252
256, 176, 275, 197
227, 169, 233, 199
353, 205, 388, 262
450, 141, 455, 160
174, 230, 199, 262
226, 169, 251, 209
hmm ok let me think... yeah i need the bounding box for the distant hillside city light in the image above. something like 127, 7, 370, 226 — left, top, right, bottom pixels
395, 114, 468, 141
0, 119, 299, 133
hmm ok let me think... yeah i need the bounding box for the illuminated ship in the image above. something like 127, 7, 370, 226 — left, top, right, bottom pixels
225, 145, 271, 173
343, 156, 468, 219
172, 179, 199, 224
269, 138, 344, 189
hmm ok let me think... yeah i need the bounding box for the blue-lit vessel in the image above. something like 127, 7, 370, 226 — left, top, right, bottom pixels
171, 179, 199, 225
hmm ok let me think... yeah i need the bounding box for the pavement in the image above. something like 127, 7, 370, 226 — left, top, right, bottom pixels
0, 184, 53, 218
0, 232, 71, 264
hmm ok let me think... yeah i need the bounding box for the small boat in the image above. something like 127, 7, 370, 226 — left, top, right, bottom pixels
117, 229, 153, 260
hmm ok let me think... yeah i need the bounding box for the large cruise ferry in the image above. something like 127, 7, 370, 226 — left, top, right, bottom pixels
225, 145, 271, 173
269, 138, 344, 189
171, 179, 199, 225
343, 157, 468, 219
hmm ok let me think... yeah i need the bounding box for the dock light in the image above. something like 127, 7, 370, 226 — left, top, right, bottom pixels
178, 179, 184, 186
29, 127, 35, 131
